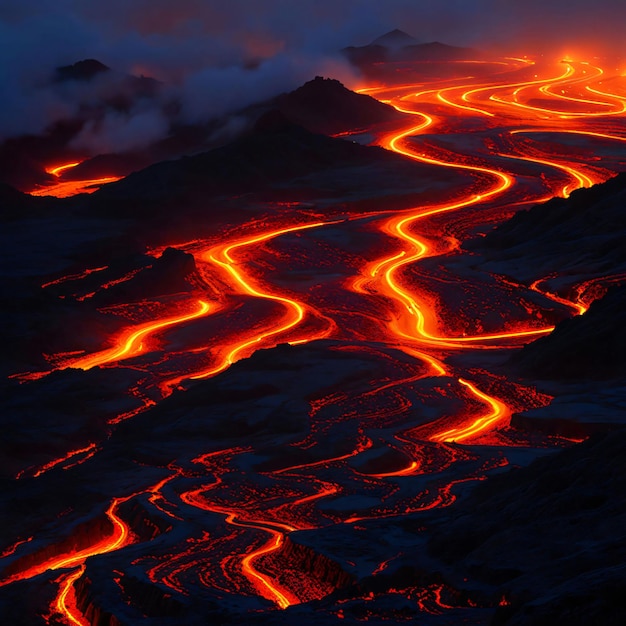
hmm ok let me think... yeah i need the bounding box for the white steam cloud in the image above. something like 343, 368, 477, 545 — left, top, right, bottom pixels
1, 0, 625, 150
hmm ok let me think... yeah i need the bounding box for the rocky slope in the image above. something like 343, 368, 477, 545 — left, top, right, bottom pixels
426, 427, 626, 625
475, 172, 626, 282
510, 284, 626, 380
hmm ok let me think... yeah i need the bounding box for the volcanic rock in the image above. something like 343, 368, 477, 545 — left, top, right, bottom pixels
88, 247, 199, 305
272, 76, 403, 135
90, 109, 435, 213
427, 428, 626, 625
0, 183, 53, 219
475, 172, 626, 279
510, 284, 626, 380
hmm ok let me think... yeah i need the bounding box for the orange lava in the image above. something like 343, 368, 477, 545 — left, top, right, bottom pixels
0, 497, 131, 587
430, 379, 510, 443
30, 161, 122, 198
187, 220, 338, 381
65, 299, 212, 371
53, 565, 88, 626
17, 443, 99, 480
8, 52, 626, 619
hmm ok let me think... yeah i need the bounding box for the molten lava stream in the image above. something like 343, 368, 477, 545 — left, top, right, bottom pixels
1, 467, 196, 624
368, 109, 558, 348
11, 56, 626, 621
183, 220, 338, 382
429, 379, 510, 444
30, 161, 122, 198
16, 443, 100, 480
0, 497, 131, 586
497, 151, 596, 198
489, 62, 626, 119
177, 446, 348, 608
17, 299, 213, 384
507, 128, 624, 193
52, 565, 88, 626
356, 62, 623, 449
65, 299, 212, 371
450, 60, 574, 117
0, 495, 134, 625
180, 489, 300, 608
361, 61, 620, 351
352, 71, 576, 444
236, 520, 299, 609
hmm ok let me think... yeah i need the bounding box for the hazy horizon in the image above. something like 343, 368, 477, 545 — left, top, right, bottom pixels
2, 0, 625, 145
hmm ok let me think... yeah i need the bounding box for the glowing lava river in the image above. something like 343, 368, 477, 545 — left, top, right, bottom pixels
2, 53, 626, 624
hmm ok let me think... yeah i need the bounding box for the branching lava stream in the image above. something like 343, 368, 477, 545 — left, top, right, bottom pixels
4, 52, 626, 624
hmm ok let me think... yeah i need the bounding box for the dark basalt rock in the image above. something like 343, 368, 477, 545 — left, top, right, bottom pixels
74, 574, 124, 626
1, 513, 115, 580
88, 247, 199, 305
272, 76, 402, 135
475, 171, 626, 266
270, 536, 355, 601
427, 428, 626, 624
0, 183, 55, 219
253, 109, 296, 133
90, 110, 411, 210
105, 573, 187, 618
0, 183, 33, 209
510, 285, 626, 380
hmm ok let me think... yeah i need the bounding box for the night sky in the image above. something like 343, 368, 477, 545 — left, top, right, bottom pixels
2, 0, 626, 143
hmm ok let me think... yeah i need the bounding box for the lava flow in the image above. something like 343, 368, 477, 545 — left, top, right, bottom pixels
0, 497, 131, 586
63, 299, 211, 371
176, 219, 338, 383
0, 496, 135, 626
30, 162, 122, 198
4, 50, 626, 625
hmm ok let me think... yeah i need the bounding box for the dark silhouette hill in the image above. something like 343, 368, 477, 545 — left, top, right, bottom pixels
469, 173, 626, 381
0, 59, 163, 190
344, 35, 478, 69
510, 285, 626, 380
271, 76, 402, 135
1, 68, 402, 192
427, 427, 626, 625
370, 29, 418, 48
90, 109, 427, 213
478, 172, 626, 271
0, 183, 55, 220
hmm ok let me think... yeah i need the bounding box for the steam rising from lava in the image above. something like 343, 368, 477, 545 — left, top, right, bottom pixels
1, 0, 626, 147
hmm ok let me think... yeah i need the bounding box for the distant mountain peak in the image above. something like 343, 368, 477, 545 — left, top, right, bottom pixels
371, 29, 417, 49
56, 59, 110, 82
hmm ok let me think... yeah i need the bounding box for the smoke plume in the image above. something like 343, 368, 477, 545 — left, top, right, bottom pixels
1, 0, 625, 151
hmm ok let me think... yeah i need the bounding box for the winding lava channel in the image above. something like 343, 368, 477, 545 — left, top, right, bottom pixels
4, 54, 626, 623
